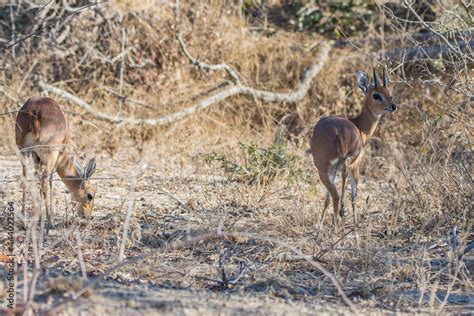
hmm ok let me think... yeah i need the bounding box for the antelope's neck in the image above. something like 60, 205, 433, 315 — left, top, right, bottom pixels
56, 148, 82, 199
350, 102, 380, 146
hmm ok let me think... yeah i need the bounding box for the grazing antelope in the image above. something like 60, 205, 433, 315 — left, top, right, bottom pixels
15, 97, 97, 224
310, 67, 397, 227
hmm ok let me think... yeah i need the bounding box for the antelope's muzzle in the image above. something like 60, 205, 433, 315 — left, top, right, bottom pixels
387, 103, 397, 112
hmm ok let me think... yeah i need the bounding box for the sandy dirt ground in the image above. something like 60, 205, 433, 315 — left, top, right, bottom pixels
1, 151, 472, 315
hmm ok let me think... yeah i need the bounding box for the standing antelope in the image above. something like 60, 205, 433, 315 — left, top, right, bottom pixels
15, 97, 97, 224
310, 67, 397, 227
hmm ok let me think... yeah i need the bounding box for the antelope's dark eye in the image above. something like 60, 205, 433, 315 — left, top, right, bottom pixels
87, 192, 94, 201
373, 93, 382, 101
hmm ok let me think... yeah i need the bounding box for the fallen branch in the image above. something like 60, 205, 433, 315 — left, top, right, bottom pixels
38, 38, 330, 126
177, 33, 242, 84
178, 34, 331, 103
38, 80, 242, 125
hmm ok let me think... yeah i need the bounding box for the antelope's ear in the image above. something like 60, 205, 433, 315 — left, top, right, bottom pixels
84, 158, 96, 179
356, 71, 369, 93
382, 67, 389, 87
73, 157, 84, 177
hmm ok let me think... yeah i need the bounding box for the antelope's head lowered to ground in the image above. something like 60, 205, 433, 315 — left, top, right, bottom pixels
73, 157, 97, 219
16, 97, 99, 226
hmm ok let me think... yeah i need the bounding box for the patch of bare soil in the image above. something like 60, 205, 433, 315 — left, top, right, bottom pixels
0, 151, 472, 315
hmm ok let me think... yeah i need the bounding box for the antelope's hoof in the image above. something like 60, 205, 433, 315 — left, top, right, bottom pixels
339, 205, 346, 217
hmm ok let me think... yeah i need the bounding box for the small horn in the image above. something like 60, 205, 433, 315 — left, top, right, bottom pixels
382, 67, 388, 87
373, 67, 379, 87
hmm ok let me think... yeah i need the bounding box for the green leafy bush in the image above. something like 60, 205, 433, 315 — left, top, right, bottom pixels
205, 141, 311, 185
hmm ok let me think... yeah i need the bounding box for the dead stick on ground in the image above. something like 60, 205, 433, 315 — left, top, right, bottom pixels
37, 38, 330, 126
118, 162, 147, 262
52, 230, 356, 313
74, 231, 88, 280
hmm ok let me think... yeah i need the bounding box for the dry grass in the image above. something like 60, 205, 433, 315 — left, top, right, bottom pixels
0, 0, 472, 315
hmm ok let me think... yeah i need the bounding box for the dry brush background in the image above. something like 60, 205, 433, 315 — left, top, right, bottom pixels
0, 0, 472, 315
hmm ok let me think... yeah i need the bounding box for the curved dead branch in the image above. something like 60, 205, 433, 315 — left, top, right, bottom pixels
38, 81, 242, 125
177, 34, 331, 103
38, 38, 331, 126
176, 33, 242, 85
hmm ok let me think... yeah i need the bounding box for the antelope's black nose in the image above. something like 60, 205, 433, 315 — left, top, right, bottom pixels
391, 104, 397, 112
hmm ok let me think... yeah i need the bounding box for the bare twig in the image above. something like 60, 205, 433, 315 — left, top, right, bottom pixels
383, 39, 474, 63
0, 2, 105, 53
100, 85, 155, 110
176, 33, 242, 85
118, 27, 126, 113
74, 231, 88, 280
9, 2, 17, 59
118, 162, 147, 262
403, 0, 473, 62
333, 29, 473, 49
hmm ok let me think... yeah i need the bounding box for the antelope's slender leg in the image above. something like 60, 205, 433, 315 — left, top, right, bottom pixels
320, 165, 337, 226
340, 161, 348, 219
39, 151, 59, 226
318, 160, 340, 228
315, 189, 332, 240
49, 171, 54, 223
20, 152, 30, 221
323, 191, 331, 215
350, 167, 360, 226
